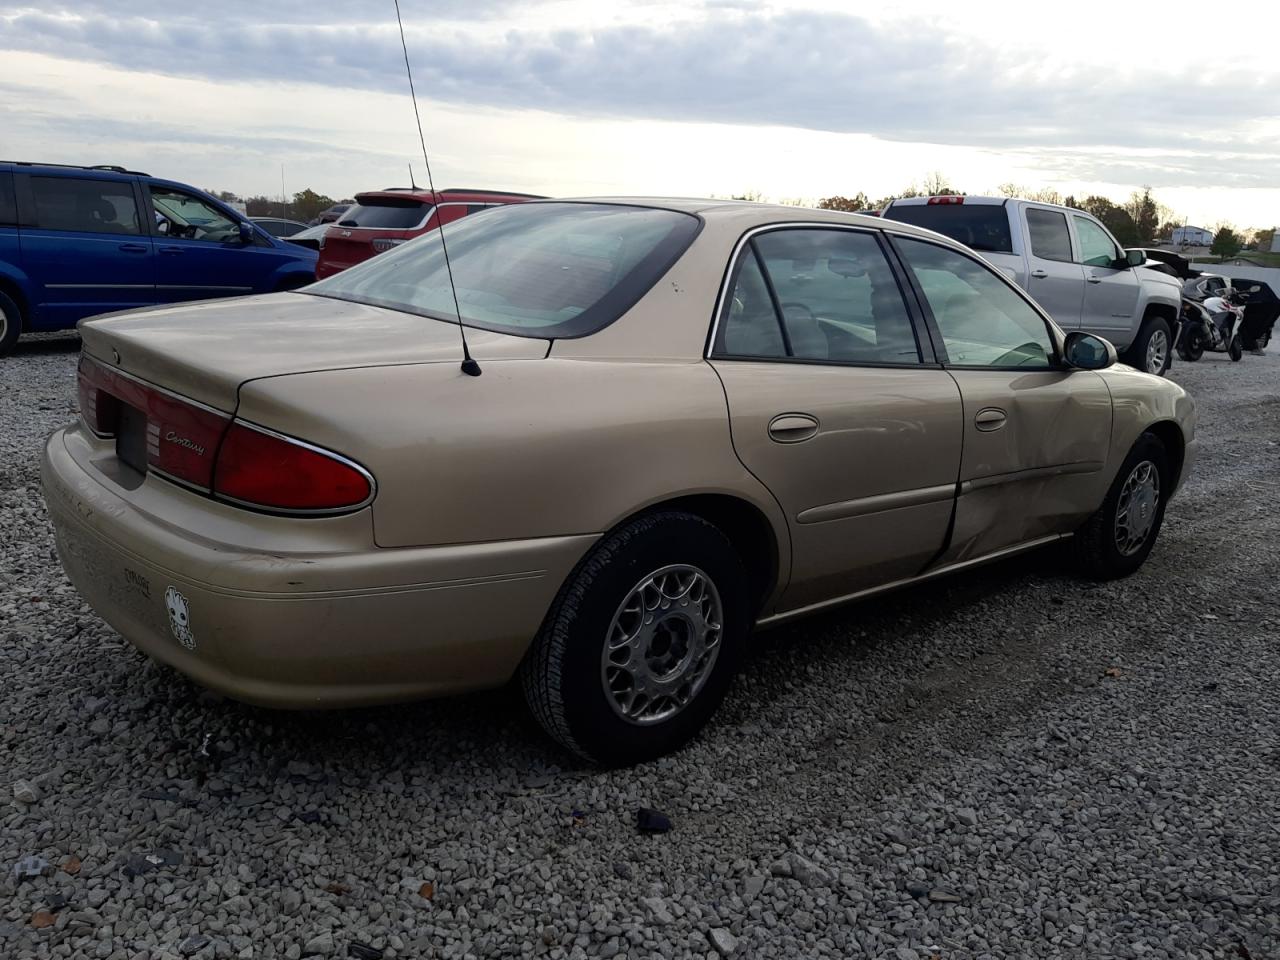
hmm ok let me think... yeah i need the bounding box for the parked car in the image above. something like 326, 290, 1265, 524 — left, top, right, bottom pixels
309, 203, 351, 226
250, 217, 308, 238
315, 187, 545, 278
281, 222, 330, 252
43, 199, 1197, 764
882, 196, 1184, 375
0, 162, 317, 356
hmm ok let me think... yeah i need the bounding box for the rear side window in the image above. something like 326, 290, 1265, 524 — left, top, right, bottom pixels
307, 202, 701, 338
30, 176, 141, 235
0, 173, 16, 226
339, 199, 430, 229
883, 203, 1013, 254
1025, 209, 1072, 262
720, 228, 921, 364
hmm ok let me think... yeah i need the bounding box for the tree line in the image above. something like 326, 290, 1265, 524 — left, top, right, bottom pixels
206, 188, 348, 223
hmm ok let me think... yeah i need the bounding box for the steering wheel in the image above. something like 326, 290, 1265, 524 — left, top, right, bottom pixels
991, 341, 1046, 366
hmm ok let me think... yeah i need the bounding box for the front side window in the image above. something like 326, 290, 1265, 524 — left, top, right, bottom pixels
744, 229, 920, 363
307, 202, 701, 338
1026, 208, 1072, 262
897, 237, 1055, 368
30, 176, 140, 235
1073, 216, 1121, 268
150, 186, 239, 242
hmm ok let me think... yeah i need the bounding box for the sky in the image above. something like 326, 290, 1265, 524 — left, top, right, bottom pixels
2, 0, 1278, 229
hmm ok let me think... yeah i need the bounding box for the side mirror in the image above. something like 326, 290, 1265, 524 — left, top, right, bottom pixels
1063, 331, 1117, 370
238, 221, 255, 244
1124, 249, 1146, 267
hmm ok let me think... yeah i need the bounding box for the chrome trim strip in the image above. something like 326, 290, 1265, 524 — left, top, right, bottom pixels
959, 461, 1104, 494
48, 284, 152, 289
156, 285, 254, 292
214, 419, 378, 517
796, 483, 956, 524
756, 533, 1066, 628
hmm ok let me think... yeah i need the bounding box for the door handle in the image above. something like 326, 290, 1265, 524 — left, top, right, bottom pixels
768, 413, 819, 443
117, 243, 148, 253
1086, 273, 1102, 283
159, 246, 184, 255
1029, 269, 1049, 279
974, 407, 1007, 431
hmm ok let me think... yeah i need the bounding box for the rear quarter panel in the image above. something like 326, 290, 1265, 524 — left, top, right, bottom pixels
233, 356, 790, 577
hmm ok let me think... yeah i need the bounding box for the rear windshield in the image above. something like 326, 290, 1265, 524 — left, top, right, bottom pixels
338, 198, 429, 229
307, 202, 701, 338
883, 203, 1013, 254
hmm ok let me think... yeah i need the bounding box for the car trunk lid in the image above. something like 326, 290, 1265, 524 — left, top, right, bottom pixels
78, 292, 548, 411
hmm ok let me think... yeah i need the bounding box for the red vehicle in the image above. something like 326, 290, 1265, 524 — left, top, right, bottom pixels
315, 187, 545, 278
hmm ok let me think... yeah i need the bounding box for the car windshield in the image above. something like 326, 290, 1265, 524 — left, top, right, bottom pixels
883, 203, 1014, 254
306, 202, 702, 338
337, 199, 430, 229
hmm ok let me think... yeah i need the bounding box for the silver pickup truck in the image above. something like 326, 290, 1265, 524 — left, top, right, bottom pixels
882, 196, 1183, 375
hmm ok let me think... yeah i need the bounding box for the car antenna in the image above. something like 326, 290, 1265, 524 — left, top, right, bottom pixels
393, 0, 480, 377
408, 162, 417, 190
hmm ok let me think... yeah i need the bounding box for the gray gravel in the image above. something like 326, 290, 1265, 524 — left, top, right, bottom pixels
3, 332, 1279, 959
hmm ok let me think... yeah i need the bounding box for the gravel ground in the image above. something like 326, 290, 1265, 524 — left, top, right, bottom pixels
2, 333, 1278, 960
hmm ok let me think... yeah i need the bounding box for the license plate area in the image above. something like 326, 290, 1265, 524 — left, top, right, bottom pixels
115, 403, 149, 478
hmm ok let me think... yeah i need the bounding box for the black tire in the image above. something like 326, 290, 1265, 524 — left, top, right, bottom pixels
1071, 432, 1170, 581
521, 511, 750, 766
1228, 335, 1243, 362
1124, 316, 1172, 375
1177, 333, 1203, 362
0, 290, 22, 357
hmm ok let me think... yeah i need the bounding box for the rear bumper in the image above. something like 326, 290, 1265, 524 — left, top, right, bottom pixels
41, 426, 594, 708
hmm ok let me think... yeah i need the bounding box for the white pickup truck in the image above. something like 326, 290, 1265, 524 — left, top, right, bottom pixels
882, 196, 1184, 375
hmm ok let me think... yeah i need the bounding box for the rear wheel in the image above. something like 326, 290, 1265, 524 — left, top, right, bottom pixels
521, 511, 750, 766
1071, 433, 1170, 580
1177, 331, 1203, 362
0, 290, 22, 357
1125, 316, 1172, 375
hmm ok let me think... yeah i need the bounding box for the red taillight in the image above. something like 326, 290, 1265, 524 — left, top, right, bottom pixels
926, 196, 964, 205
213, 422, 373, 514
78, 355, 229, 489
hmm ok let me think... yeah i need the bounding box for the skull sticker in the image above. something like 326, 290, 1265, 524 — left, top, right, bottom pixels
164, 586, 196, 650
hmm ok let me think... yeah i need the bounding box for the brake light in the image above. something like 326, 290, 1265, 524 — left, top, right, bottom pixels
371, 238, 408, 253
927, 196, 964, 205
212, 422, 373, 514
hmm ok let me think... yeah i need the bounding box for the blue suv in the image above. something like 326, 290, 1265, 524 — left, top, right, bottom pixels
0, 162, 318, 355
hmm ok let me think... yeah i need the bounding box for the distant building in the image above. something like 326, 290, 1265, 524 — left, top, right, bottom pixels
1172, 225, 1213, 246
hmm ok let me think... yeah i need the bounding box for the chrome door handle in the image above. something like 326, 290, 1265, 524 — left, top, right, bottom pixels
1086, 273, 1102, 283
974, 407, 1007, 431
1029, 269, 1049, 279
768, 413, 819, 443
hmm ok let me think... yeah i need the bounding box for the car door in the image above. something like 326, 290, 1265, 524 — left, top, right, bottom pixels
145, 183, 281, 303
1072, 213, 1140, 342
15, 173, 155, 327
708, 226, 963, 614
1021, 206, 1085, 329
891, 235, 1113, 563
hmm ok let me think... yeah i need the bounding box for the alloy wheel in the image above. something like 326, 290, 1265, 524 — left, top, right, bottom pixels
1114, 460, 1160, 556
1145, 329, 1168, 374
600, 564, 723, 725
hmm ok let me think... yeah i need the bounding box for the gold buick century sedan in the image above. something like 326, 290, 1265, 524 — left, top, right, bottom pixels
42, 199, 1197, 764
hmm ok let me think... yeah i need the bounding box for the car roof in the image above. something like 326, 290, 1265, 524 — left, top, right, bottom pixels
524, 196, 953, 241
354, 188, 548, 203
0, 161, 150, 180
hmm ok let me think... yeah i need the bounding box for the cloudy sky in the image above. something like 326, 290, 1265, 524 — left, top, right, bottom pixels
2, 0, 1278, 227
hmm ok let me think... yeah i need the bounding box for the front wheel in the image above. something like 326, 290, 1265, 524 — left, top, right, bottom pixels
1071, 433, 1170, 580
1229, 335, 1244, 361
1125, 317, 1172, 375
521, 512, 750, 766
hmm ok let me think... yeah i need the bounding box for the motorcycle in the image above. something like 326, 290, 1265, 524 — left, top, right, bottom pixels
1176, 289, 1246, 362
